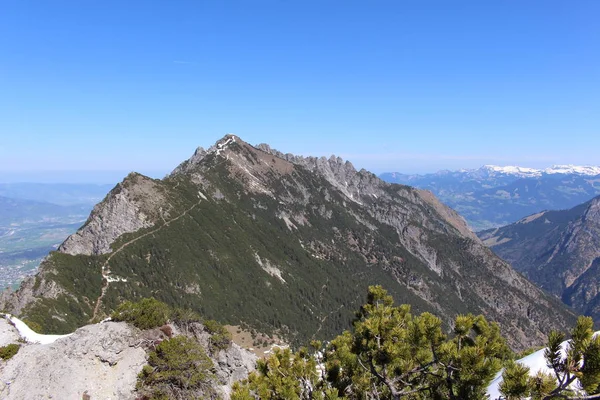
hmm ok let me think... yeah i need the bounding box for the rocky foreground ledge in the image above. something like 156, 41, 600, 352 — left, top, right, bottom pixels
0, 316, 256, 399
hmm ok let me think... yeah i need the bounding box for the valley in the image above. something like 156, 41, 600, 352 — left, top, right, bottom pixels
0, 185, 112, 290
0, 221, 80, 290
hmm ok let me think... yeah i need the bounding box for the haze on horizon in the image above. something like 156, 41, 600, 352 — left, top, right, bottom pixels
1, 1, 598, 183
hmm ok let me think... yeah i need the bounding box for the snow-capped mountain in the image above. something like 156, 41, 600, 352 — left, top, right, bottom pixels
481, 165, 542, 177
482, 164, 600, 177
380, 165, 600, 230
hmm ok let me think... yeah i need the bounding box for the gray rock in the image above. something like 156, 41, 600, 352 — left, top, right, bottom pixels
0, 322, 146, 400
0, 319, 20, 347
59, 173, 166, 256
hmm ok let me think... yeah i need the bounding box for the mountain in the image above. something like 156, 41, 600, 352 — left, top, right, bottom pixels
380, 165, 600, 230
478, 196, 600, 321
0, 135, 576, 350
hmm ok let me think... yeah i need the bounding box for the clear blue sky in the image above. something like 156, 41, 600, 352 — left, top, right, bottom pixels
1, 1, 598, 182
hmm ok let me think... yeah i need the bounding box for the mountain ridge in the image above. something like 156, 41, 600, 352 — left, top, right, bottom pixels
0, 135, 577, 350
384, 164, 600, 181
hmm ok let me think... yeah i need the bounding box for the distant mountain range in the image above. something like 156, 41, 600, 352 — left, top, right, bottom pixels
0, 135, 575, 350
380, 165, 600, 230
478, 195, 600, 322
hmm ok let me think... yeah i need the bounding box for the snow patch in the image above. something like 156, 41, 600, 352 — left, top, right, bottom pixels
2, 314, 72, 345
213, 135, 236, 157
486, 333, 599, 399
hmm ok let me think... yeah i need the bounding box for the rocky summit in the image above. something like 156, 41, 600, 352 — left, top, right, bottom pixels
0, 135, 576, 350
479, 195, 600, 321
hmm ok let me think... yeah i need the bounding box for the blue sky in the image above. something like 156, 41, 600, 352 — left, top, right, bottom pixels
0, 1, 598, 182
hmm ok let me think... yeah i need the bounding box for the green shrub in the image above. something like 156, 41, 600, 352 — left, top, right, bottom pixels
0, 343, 20, 360
111, 298, 171, 330
137, 336, 214, 399
204, 319, 232, 352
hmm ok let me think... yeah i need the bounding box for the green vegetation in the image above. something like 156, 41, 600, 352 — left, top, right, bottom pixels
111, 297, 170, 330
232, 345, 338, 400
110, 297, 231, 354
171, 307, 203, 334
0, 343, 20, 360
232, 287, 600, 400
233, 285, 510, 400
204, 319, 232, 352
136, 336, 215, 399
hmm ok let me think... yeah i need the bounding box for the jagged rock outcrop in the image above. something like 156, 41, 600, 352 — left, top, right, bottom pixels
214, 343, 258, 398
58, 173, 167, 256
1, 135, 577, 350
479, 196, 600, 321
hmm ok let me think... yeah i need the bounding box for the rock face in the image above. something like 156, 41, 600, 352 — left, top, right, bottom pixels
0, 318, 257, 400
0, 135, 577, 350
0, 321, 147, 400
215, 343, 258, 399
479, 196, 600, 320
0, 319, 20, 347
58, 173, 167, 256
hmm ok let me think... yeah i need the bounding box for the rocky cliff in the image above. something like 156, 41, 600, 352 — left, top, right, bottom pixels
0, 135, 577, 350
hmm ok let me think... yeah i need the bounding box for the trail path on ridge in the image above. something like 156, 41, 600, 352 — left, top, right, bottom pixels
89, 147, 235, 321
90, 198, 204, 321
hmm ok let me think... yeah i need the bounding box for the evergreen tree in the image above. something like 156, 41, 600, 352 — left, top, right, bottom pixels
137, 336, 215, 399
232, 344, 341, 400
500, 316, 600, 400
232, 286, 509, 400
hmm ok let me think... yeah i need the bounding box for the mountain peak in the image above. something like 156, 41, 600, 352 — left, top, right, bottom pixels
170, 134, 245, 175
481, 165, 542, 177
